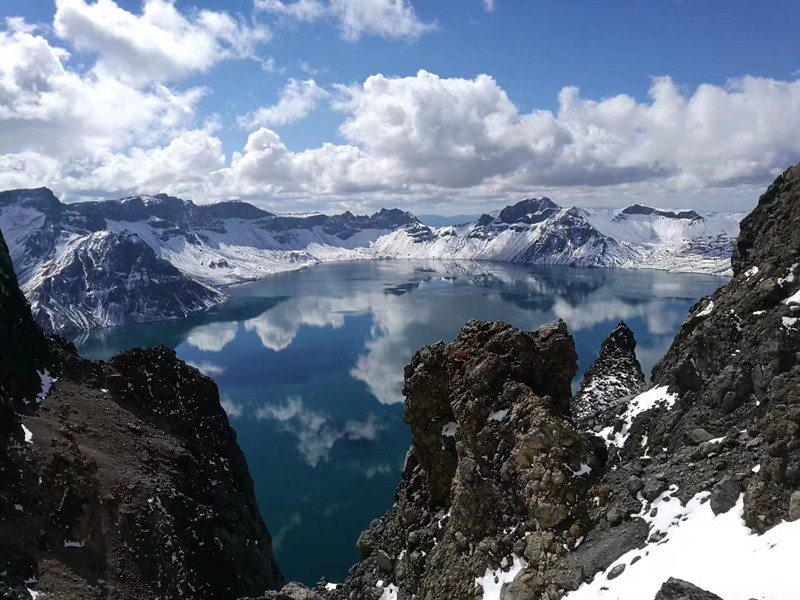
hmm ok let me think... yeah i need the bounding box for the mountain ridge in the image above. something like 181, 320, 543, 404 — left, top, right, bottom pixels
0, 188, 742, 335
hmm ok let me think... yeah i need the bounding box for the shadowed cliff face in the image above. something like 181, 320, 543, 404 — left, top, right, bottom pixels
0, 229, 48, 438
0, 227, 284, 599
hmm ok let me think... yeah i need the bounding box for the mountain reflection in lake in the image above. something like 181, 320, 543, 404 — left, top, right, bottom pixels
75, 260, 725, 585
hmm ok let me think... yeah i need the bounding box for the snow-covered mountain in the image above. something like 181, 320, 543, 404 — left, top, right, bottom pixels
0, 188, 742, 334
371, 198, 742, 274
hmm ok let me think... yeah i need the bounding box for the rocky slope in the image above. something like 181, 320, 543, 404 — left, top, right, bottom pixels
323, 166, 800, 600
0, 228, 284, 599
0, 189, 739, 335
29, 230, 227, 334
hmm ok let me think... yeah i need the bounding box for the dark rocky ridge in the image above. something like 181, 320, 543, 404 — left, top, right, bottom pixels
615, 204, 702, 221
571, 321, 646, 424
649, 163, 800, 531
0, 228, 49, 437
0, 228, 284, 599
0, 188, 420, 244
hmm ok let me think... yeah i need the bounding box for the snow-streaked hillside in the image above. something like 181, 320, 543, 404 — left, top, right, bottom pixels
0, 188, 742, 334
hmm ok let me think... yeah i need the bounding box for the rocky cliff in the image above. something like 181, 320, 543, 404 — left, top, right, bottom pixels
325, 165, 800, 600
0, 228, 284, 599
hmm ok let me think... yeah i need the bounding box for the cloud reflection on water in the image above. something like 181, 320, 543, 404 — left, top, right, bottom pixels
227, 261, 718, 405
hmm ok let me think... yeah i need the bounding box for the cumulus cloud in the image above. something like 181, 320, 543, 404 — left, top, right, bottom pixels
65, 128, 226, 196
332, 70, 800, 193
240, 78, 329, 128
54, 0, 270, 86
330, 0, 436, 41
4, 20, 800, 214
0, 27, 202, 159
5, 16, 37, 34
256, 0, 435, 41
255, 396, 382, 466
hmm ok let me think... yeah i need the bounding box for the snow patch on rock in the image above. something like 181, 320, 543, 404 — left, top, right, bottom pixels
476, 554, 527, 600
565, 491, 800, 600
598, 386, 677, 449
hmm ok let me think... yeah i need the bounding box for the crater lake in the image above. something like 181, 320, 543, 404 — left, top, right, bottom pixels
75, 259, 725, 585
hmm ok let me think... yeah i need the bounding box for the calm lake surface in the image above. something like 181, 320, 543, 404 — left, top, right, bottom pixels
75, 259, 725, 585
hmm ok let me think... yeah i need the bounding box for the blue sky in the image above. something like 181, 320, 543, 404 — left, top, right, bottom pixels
1, 0, 799, 214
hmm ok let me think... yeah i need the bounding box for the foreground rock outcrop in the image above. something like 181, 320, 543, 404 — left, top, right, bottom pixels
0, 228, 283, 598
327, 320, 607, 600
571, 321, 646, 424
324, 165, 800, 600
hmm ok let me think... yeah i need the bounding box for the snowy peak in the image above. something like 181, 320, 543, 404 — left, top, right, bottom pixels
496, 197, 561, 224
319, 207, 420, 239
198, 200, 273, 221
0, 187, 61, 213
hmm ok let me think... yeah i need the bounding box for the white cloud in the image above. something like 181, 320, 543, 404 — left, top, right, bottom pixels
271, 512, 301, 550
483, 0, 496, 12
255, 0, 327, 22
66, 128, 226, 196
0, 28, 202, 159
5, 16, 37, 34
226, 127, 381, 196
186, 360, 226, 377
54, 0, 271, 86
364, 462, 393, 478
256, 0, 435, 41
330, 0, 436, 41
4, 27, 800, 214
220, 396, 244, 418
240, 78, 329, 128
330, 70, 800, 195
255, 396, 382, 466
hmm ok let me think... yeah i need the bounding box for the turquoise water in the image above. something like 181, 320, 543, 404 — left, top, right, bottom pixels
75, 260, 724, 585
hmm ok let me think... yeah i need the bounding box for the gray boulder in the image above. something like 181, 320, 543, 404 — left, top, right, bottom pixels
710, 477, 740, 516
653, 578, 724, 600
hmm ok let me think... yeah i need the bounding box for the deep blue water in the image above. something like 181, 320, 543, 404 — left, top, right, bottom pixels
75, 260, 725, 585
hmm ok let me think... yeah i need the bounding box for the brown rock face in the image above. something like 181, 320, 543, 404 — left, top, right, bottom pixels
336, 320, 606, 600
0, 226, 284, 599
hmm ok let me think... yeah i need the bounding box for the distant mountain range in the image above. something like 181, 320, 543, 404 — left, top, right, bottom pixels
0, 187, 742, 334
